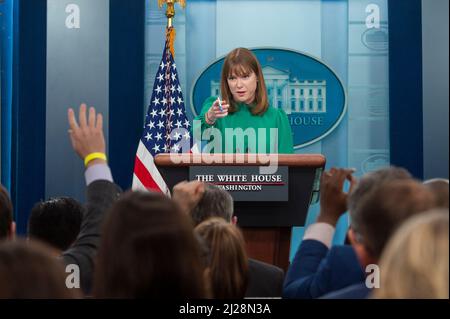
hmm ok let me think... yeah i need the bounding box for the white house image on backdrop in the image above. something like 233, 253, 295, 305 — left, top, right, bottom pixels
211, 66, 327, 115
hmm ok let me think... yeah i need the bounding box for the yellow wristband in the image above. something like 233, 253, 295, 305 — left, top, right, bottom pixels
84, 152, 107, 167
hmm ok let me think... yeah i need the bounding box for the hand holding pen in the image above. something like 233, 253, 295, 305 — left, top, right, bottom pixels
205, 97, 229, 125
217, 97, 224, 112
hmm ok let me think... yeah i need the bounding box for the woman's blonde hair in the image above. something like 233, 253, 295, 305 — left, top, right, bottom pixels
221, 48, 269, 116
195, 218, 249, 299
372, 210, 449, 299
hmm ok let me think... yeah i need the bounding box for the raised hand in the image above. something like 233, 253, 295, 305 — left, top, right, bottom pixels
317, 168, 357, 226
172, 180, 206, 215
68, 103, 106, 166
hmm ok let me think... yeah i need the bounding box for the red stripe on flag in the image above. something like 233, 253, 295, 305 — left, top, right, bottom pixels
134, 156, 162, 193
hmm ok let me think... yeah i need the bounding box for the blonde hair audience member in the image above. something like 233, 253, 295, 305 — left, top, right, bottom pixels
373, 210, 449, 299
195, 218, 249, 299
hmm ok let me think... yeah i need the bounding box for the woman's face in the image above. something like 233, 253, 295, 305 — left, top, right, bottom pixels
227, 70, 258, 105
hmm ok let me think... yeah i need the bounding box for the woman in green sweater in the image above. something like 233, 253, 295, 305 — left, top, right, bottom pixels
195, 48, 294, 154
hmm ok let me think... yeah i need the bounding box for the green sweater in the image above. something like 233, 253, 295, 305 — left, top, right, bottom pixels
194, 97, 294, 154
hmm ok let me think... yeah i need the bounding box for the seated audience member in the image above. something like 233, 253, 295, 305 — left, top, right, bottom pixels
322, 178, 435, 299
423, 178, 449, 209
189, 183, 234, 226
0, 240, 80, 298
372, 210, 449, 299
0, 185, 15, 241
173, 182, 285, 298
195, 218, 249, 299
62, 104, 122, 294
93, 191, 207, 299
283, 167, 421, 299
28, 197, 83, 253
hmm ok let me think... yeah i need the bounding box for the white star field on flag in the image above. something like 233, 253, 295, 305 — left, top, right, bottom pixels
141, 57, 191, 158
133, 32, 192, 194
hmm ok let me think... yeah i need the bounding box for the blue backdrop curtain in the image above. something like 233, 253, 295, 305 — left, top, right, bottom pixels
9, 0, 47, 235
0, 0, 14, 192
388, 0, 424, 179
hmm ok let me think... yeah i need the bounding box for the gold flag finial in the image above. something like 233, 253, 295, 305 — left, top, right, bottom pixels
158, 1, 186, 57
158, 0, 186, 28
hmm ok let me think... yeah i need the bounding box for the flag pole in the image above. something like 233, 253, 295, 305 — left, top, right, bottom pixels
133, 1, 190, 194
158, 0, 186, 57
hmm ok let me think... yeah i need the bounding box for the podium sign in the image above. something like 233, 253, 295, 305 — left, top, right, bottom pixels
189, 166, 289, 202
155, 154, 324, 227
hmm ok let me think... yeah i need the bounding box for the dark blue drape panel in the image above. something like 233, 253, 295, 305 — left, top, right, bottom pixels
12, 0, 47, 234
109, 0, 145, 191
0, 0, 13, 191
388, 0, 423, 179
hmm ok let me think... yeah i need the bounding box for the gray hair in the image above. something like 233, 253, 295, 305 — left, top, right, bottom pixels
348, 166, 412, 225
190, 184, 234, 226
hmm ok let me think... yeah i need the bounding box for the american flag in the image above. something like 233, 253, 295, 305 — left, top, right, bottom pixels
132, 30, 191, 194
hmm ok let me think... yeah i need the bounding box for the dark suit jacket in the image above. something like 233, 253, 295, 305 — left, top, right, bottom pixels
283, 240, 365, 299
245, 258, 285, 298
61, 180, 122, 294
321, 283, 371, 299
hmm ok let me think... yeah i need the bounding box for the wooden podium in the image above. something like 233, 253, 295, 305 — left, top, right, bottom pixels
155, 154, 326, 271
